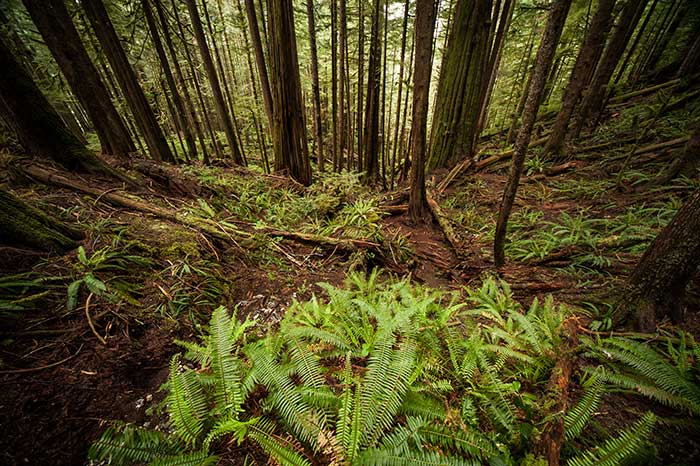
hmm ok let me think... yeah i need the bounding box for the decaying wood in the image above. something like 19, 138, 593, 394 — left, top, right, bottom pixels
525, 161, 579, 182
534, 317, 579, 466
576, 136, 637, 153
476, 135, 550, 171
609, 78, 681, 103
427, 195, 465, 258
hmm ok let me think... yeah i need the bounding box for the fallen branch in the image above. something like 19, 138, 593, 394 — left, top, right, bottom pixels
0, 344, 83, 375
427, 196, 465, 258
525, 161, 579, 182
576, 136, 637, 153
475, 135, 550, 171
609, 78, 681, 103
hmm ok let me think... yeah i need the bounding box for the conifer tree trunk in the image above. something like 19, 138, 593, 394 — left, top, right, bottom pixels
363, 0, 382, 184
379, 0, 389, 186
570, 0, 648, 139
398, 34, 415, 183
185, 0, 244, 165
428, 0, 492, 170
638, 0, 685, 79
545, 0, 616, 155
494, 0, 572, 267
621, 189, 700, 332
306, 0, 325, 172
678, 32, 700, 76
338, 0, 347, 171
408, 0, 437, 222
356, 0, 365, 172
390, 0, 409, 190
0, 35, 114, 175
267, 0, 311, 185
82, 0, 175, 163
142, 0, 196, 162
153, 0, 207, 162
243, 0, 273, 128
331, 0, 339, 171
0, 189, 83, 253
22, 0, 135, 159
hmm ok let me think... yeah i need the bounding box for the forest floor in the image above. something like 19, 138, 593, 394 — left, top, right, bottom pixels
1, 89, 699, 465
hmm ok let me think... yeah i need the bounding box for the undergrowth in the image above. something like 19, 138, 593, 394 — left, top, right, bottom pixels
88, 274, 698, 466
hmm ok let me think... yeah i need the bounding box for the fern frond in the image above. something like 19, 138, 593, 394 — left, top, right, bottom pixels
418, 423, 496, 459
356, 447, 482, 466
166, 356, 208, 446
88, 424, 180, 465
248, 427, 312, 466
564, 376, 603, 441
287, 337, 325, 388
148, 450, 218, 466
209, 307, 244, 416
399, 389, 446, 420
566, 412, 655, 466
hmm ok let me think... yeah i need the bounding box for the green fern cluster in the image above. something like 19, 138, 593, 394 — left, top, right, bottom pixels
89, 275, 678, 466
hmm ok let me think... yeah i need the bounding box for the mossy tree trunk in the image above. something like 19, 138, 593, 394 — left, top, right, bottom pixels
427, 0, 491, 171
0, 34, 114, 175
306, 0, 324, 172
0, 189, 82, 253
621, 190, 700, 332
408, 0, 438, 222
267, 0, 312, 186
493, 0, 572, 267
363, 0, 382, 184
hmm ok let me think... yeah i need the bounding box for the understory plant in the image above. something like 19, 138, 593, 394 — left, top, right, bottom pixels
89, 275, 692, 466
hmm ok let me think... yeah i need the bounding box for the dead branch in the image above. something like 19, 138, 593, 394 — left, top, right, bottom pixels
427, 196, 465, 259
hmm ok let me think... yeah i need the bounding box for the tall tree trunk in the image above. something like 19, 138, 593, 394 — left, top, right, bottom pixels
428, 0, 492, 170
82, 0, 175, 163
493, 0, 572, 267
142, 0, 196, 162
545, 0, 616, 155
678, 32, 700, 76
398, 33, 415, 183
337, 0, 347, 171
379, 0, 389, 187
612, 0, 659, 88
243, 0, 273, 129
267, 0, 311, 185
153, 0, 207, 162
363, 0, 382, 184
408, 0, 438, 222
22, 0, 134, 158
331, 0, 339, 171
390, 0, 409, 190
570, 0, 648, 139
620, 188, 700, 332
0, 189, 83, 253
185, 0, 244, 165
306, 0, 325, 172
0, 34, 114, 175
637, 0, 685, 79
356, 0, 365, 172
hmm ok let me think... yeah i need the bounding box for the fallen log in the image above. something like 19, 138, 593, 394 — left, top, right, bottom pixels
22, 164, 380, 254
476, 135, 550, 171
427, 195, 465, 258
609, 78, 681, 103
525, 161, 579, 182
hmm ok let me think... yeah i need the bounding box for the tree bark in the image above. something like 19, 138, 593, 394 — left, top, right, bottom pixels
267, 0, 311, 185
493, 0, 572, 267
22, 0, 135, 158
390, 0, 410, 190
620, 189, 700, 332
428, 0, 492, 170
408, 0, 437, 222
678, 32, 700, 77
185, 0, 244, 165
142, 0, 196, 162
331, 0, 339, 171
545, 0, 616, 155
0, 34, 114, 175
0, 189, 83, 253
81, 0, 175, 163
338, 0, 348, 171
356, 0, 365, 172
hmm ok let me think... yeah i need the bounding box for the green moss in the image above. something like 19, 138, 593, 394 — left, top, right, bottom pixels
126, 220, 201, 260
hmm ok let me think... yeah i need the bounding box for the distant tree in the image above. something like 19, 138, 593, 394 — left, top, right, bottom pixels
408, 0, 438, 222
81, 0, 175, 163
184, 0, 244, 165
493, 0, 573, 267
306, 0, 324, 172
267, 0, 312, 185
545, 0, 616, 156
21, 0, 135, 159
141, 0, 197, 162
569, 0, 648, 139
0, 34, 114, 175
620, 188, 700, 332
363, 0, 382, 184
428, 0, 492, 170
